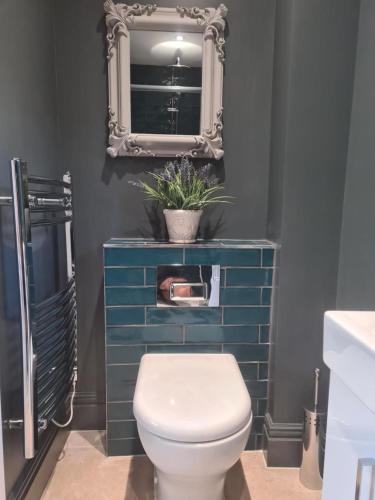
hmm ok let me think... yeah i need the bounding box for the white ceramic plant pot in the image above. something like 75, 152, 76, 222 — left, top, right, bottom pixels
163, 209, 203, 244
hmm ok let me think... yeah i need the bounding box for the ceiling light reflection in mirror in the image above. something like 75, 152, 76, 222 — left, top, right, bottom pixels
131, 31, 203, 66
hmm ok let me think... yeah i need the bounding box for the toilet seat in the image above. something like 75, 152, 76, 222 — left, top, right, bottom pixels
133, 353, 252, 443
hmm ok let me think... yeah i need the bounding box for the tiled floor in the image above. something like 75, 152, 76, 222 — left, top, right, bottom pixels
42, 431, 321, 500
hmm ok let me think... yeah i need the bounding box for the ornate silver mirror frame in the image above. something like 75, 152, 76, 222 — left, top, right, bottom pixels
104, 1, 228, 159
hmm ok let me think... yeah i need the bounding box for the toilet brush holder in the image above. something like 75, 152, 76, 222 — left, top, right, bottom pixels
299, 407, 325, 489
299, 368, 326, 490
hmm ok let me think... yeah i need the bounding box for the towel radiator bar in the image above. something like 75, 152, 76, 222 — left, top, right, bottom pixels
0, 158, 77, 459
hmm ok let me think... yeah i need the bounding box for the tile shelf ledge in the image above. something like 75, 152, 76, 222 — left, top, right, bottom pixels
104, 238, 278, 249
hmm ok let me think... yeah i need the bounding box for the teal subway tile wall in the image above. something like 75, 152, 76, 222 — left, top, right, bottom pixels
104, 239, 276, 456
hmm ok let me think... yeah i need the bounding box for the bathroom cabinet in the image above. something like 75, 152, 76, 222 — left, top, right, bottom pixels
323, 312, 375, 500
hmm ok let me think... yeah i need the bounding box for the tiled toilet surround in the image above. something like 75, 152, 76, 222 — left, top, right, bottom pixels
103, 239, 275, 456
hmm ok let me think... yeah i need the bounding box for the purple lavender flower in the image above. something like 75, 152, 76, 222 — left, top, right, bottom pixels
152, 158, 216, 187
158, 163, 175, 181
128, 157, 232, 210
179, 157, 194, 184
131, 159, 219, 189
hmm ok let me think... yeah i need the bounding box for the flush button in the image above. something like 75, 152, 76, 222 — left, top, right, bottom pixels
157, 265, 220, 307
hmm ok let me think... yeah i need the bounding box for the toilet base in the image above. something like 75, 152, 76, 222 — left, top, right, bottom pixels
155, 468, 226, 500
138, 417, 252, 500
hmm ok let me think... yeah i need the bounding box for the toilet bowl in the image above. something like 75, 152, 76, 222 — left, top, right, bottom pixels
133, 353, 252, 500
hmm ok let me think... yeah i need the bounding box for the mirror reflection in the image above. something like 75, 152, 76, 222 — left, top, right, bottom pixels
130, 30, 203, 135
156, 265, 220, 307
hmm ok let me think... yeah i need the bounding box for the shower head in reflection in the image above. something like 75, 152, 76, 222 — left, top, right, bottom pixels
168, 56, 190, 69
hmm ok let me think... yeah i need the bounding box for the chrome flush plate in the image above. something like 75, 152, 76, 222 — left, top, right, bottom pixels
156, 265, 220, 307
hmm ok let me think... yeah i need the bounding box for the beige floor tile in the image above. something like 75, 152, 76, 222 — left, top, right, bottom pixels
64, 430, 106, 451
233, 451, 321, 500
42, 431, 321, 500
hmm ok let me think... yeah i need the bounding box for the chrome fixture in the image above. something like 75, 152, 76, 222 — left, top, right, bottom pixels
169, 282, 208, 303
300, 368, 325, 490
0, 196, 13, 205
355, 458, 375, 500
11, 158, 36, 459
157, 265, 220, 307
2, 158, 78, 459
168, 56, 190, 69
130, 84, 201, 94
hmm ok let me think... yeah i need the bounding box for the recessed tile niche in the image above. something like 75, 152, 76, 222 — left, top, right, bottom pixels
103, 239, 276, 456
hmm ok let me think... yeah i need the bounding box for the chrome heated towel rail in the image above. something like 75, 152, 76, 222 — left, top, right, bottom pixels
0, 158, 77, 459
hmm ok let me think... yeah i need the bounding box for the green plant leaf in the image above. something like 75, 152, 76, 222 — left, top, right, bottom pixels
128, 159, 235, 210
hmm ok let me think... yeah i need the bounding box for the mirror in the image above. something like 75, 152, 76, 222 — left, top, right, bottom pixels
130, 31, 203, 135
104, 2, 228, 159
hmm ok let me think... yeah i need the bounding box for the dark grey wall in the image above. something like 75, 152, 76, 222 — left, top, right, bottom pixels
0, 0, 59, 179
265, 0, 359, 464
53, 0, 276, 427
0, 0, 59, 494
337, 0, 375, 309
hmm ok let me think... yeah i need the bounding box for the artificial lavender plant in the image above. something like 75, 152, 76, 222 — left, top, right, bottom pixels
129, 157, 232, 210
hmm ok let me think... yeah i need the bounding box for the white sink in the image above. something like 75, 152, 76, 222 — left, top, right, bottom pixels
324, 310, 375, 412
323, 310, 375, 500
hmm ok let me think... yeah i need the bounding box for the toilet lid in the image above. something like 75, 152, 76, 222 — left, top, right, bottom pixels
133, 353, 252, 443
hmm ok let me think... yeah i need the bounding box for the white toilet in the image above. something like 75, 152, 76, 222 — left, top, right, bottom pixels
133, 353, 252, 500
